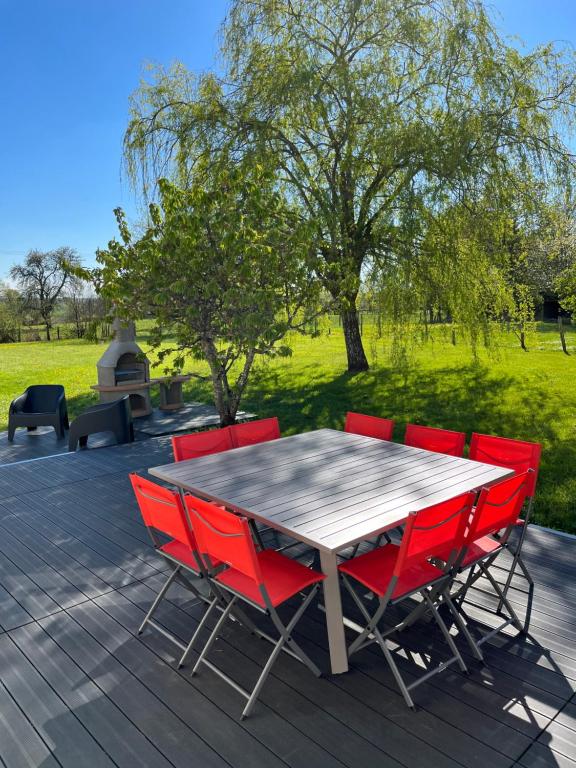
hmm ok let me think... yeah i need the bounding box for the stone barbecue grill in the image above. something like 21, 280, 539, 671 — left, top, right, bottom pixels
92, 319, 153, 417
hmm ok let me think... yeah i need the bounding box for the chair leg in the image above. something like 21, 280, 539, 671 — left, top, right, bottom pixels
371, 624, 415, 709
269, 586, 322, 676
497, 534, 533, 613
241, 628, 289, 719
192, 597, 237, 675
242, 587, 321, 719
478, 561, 523, 632
441, 588, 484, 662
423, 591, 468, 674
138, 567, 181, 634
343, 576, 387, 656
178, 596, 220, 668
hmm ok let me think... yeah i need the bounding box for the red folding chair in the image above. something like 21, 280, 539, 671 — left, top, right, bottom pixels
448, 471, 532, 655
172, 427, 234, 462
344, 412, 394, 441
230, 417, 280, 448
338, 492, 475, 709
405, 424, 466, 457
184, 494, 325, 719
469, 433, 540, 614
130, 474, 221, 663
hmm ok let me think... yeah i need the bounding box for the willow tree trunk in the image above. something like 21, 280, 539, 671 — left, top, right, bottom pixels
341, 309, 369, 372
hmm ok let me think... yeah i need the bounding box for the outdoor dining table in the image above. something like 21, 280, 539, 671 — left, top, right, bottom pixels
148, 428, 512, 674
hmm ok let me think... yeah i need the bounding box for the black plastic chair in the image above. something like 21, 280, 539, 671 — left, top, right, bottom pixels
68, 395, 134, 451
8, 385, 69, 441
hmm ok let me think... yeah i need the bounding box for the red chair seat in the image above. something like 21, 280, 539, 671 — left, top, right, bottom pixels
339, 544, 446, 600
216, 549, 325, 608
159, 539, 222, 572
436, 535, 501, 569
460, 536, 501, 566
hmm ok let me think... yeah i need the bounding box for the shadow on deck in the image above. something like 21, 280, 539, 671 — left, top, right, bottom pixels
0, 438, 574, 768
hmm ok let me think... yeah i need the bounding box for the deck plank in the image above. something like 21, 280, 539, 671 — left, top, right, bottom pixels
0, 436, 575, 768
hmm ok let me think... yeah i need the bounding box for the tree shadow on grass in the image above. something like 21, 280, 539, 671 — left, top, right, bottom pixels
244, 361, 575, 533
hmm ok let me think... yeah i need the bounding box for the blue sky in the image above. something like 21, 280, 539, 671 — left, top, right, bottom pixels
0, 0, 574, 278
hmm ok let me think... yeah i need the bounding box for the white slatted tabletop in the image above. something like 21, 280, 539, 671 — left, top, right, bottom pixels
148, 428, 512, 674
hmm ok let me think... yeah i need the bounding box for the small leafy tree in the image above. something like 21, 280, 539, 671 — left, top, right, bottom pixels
10, 247, 80, 340
86, 163, 323, 425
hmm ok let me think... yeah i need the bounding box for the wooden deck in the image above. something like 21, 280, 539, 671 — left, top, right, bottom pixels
0, 437, 574, 768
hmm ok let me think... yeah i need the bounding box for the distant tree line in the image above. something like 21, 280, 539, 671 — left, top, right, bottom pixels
0, 248, 108, 344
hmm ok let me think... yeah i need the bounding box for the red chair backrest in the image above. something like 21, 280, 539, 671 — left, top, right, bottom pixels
172, 427, 234, 462
185, 494, 262, 581
344, 412, 394, 441
467, 471, 531, 543
130, 473, 195, 548
231, 417, 280, 448
394, 491, 475, 575
469, 433, 541, 497
404, 424, 466, 457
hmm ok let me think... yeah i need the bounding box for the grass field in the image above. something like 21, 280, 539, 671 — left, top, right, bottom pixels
1, 320, 575, 533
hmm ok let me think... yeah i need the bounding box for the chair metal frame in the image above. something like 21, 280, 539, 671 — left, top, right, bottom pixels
339, 492, 476, 709
448, 471, 533, 656
130, 474, 221, 663
469, 434, 541, 617
185, 494, 324, 719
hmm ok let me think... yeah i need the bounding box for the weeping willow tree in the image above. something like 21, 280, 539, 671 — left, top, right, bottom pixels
366, 176, 563, 361
124, 0, 576, 372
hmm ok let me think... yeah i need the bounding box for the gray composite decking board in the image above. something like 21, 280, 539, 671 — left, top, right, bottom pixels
0, 582, 35, 632
463, 585, 576, 655
63, 598, 315, 768
0, 549, 64, 621
290, 568, 575, 708
0, 678, 61, 768
114, 580, 434, 768
150, 429, 511, 551
9, 623, 174, 768
97, 591, 364, 768
50, 482, 155, 545
138, 567, 559, 735
132, 568, 532, 751
7, 493, 164, 581
0, 498, 156, 593
36, 611, 235, 768
125, 574, 516, 768
517, 741, 576, 768
536, 718, 576, 760
0, 438, 575, 768
0, 635, 116, 768
0, 516, 113, 602
0, 498, 146, 592
271, 599, 538, 765
27, 484, 159, 557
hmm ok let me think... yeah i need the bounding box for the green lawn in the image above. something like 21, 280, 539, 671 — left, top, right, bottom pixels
1, 321, 575, 533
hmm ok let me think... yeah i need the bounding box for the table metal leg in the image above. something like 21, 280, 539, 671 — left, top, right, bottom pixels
319, 550, 349, 674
